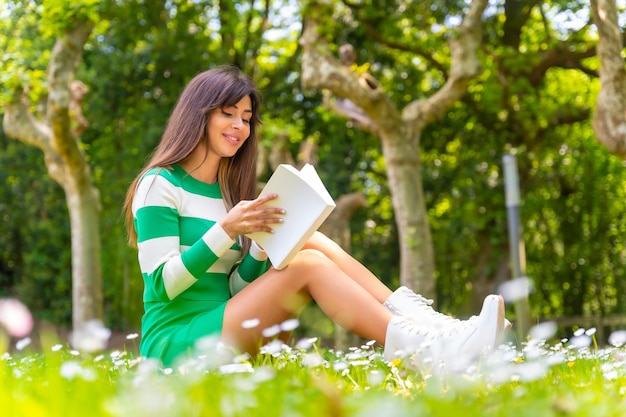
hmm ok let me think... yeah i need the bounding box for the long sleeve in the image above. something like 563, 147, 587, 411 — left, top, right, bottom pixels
229, 241, 268, 295
133, 168, 238, 302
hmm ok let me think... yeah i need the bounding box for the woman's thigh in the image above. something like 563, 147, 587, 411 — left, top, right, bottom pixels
221, 249, 332, 353
303, 232, 391, 302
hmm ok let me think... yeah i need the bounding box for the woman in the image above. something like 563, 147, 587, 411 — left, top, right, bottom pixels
123, 66, 507, 368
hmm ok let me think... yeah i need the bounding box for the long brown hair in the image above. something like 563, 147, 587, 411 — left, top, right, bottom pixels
123, 66, 262, 254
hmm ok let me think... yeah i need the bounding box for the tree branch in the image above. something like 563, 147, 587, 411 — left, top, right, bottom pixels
502, 0, 541, 48
324, 93, 380, 135
3, 90, 51, 152
528, 43, 597, 86
403, 0, 488, 129
299, 12, 399, 133
362, 26, 448, 75
47, 21, 93, 174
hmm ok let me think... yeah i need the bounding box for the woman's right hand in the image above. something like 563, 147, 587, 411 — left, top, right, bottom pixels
219, 193, 285, 238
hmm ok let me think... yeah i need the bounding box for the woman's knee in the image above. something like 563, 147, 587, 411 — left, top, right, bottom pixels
304, 231, 343, 253
289, 248, 334, 269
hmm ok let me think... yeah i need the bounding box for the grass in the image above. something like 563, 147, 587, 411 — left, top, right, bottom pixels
1, 326, 626, 417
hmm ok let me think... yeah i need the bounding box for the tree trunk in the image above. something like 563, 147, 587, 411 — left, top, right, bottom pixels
300, 0, 488, 298
379, 129, 434, 296
590, 0, 626, 158
299, 17, 435, 296
66, 179, 103, 326
2, 21, 102, 329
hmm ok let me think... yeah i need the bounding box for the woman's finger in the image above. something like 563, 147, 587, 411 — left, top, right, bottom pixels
255, 193, 279, 205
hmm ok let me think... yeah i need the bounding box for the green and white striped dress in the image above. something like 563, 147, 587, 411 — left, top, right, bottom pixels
132, 164, 268, 365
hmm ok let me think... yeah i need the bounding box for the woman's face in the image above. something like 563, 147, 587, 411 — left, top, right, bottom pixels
206, 95, 252, 159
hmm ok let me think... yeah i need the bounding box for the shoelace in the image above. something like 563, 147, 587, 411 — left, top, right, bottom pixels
396, 316, 465, 337
410, 293, 434, 306
395, 318, 436, 338
404, 292, 466, 327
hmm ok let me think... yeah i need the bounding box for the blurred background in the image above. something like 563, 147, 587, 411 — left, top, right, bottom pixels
1, 0, 625, 351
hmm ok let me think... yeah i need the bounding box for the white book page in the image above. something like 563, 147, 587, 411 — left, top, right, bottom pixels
246, 164, 336, 269
299, 164, 334, 204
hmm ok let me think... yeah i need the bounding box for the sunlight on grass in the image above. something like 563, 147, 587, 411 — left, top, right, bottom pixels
1, 319, 625, 416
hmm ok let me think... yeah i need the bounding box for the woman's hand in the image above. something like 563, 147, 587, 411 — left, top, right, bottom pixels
219, 193, 285, 238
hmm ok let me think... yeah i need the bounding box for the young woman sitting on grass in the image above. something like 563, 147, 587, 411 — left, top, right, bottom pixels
123, 65, 508, 369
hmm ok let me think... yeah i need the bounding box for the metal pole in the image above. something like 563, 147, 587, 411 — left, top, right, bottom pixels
502, 154, 531, 342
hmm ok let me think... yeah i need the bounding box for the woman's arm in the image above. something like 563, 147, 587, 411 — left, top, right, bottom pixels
229, 241, 268, 295
134, 172, 235, 302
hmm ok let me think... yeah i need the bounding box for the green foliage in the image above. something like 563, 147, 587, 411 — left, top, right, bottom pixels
415, 1, 623, 322
0, 1, 52, 105
0, 133, 72, 323
1, 0, 626, 338
40, 0, 100, 37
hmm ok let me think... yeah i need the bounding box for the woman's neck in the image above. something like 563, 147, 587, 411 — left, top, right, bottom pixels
179, 154, 219, 184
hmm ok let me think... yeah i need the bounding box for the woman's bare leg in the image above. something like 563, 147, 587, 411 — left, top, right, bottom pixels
222, 249, 393, 354
302, 232, 393, 303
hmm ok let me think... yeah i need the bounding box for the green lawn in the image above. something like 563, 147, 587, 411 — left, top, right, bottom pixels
1, 327, 625, 417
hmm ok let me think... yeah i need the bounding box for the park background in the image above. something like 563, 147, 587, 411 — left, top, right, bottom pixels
1, 0, 626, 351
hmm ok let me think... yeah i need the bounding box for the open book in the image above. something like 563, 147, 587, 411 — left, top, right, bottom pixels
246, 164, 336, 270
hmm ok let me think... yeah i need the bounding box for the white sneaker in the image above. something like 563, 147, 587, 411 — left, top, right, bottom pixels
384, 286, 463, 328
431, 294, 505, 369
384, 294, 505, 369
384, 286, 511, 340
383, 315, 435, 361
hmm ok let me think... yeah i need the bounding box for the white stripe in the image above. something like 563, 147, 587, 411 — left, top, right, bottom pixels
163, 257, 198, 299
138, 236, 197, 300
229, 270, 250, 296
180, 191, 228, 220
201, 223, 236, 258
133, 170, 241, 300
133, 174, 181, 214
138, 236, 181, 275
249, 241, 268, 261
134, 173, 228, 221
216, 249, 241, 272
138, 223, 240, 274
178, 244, 240, 274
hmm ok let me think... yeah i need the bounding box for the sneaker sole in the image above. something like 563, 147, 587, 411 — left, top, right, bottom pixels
496, 295, 506, 346
481, 294, 505, 349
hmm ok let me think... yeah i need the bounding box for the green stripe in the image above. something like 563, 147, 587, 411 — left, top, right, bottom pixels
179, 217, 215, 246
143, 165, 222, 198
237, 255, 268, 282
135, 206, 179, 242
179, 272, 230, 300
142, 267, 169, 302
179, 217, 241, 251
181, 240, 220, 278
144, 167, 181, 187
173, 164, 222, 198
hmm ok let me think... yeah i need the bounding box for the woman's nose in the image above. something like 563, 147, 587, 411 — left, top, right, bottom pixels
232, 118, 243, 129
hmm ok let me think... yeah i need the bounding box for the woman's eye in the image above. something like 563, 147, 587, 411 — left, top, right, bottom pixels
221, 109, 250, 124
